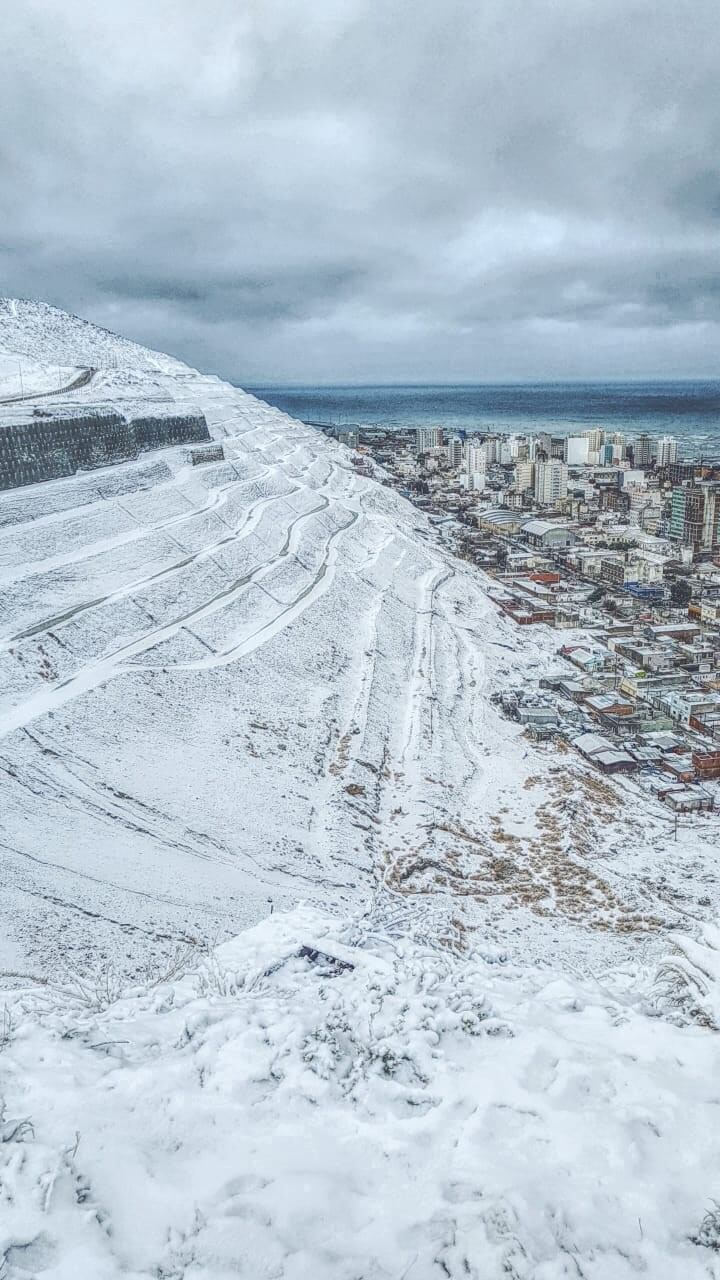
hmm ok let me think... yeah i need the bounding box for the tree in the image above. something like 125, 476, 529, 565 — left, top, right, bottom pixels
670, 579, 692, 608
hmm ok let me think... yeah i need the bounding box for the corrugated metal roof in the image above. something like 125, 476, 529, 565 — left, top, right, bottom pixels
522, 519, 570, 536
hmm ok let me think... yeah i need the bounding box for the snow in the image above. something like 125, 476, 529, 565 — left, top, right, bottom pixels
0, 298, 184, 373
2, 905, 720, 1278
1, 298, 720, 1274
0, 355, 81, 402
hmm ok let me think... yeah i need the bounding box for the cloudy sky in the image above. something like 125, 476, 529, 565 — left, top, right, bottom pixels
2, 0, 720, 382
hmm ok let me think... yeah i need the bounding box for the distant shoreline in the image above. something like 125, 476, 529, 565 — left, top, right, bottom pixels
244, 382, 720, 460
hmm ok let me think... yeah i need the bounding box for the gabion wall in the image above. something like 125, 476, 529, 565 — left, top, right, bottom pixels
187, 444, 225, 466
0, 412, 211, 491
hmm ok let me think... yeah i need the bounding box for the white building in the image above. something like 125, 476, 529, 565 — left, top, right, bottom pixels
627, 487, 662, 529
446, 437, 463, 468
565, 436, 589, 465
465, 442, 488, 473
625, 552, 665, 584
582, 429, 604, 453
464, 442, 488, 491
416, 427, 444, 454
657, 436, 678, 467
621, 469, 646, 489
534, 460, 568, 506
514, 461, 535, 492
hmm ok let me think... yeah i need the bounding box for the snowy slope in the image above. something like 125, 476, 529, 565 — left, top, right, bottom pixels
1, 301, 720, 1278
0, 298, 185, 373
0, 298, 718, 989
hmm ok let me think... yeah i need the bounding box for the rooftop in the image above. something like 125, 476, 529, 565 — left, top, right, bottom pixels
522, 519, 570, 536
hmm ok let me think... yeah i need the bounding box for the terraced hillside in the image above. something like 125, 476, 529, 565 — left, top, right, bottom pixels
0, 300, 715, 982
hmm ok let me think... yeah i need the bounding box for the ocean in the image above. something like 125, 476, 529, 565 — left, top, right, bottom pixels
246, 382, 720, 460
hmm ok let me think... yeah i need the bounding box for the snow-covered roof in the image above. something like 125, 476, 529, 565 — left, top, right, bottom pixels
478, 507, 523, 525
522, 518, 571, 536
594, 749, 635, 767
585, 692, 634, 712
572, 731, 614, 756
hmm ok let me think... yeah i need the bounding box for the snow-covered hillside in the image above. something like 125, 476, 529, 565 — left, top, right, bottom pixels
0, 299, 718, 982
0, 298, 186, 374
1, 300, 719, 1276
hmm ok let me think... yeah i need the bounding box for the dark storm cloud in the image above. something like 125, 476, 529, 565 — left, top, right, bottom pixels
99, 264, 369, 320
1, 0, 720, 379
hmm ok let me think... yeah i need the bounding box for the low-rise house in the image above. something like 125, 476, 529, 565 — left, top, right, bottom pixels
628, 746, 665, 766
559, 644, 611, 673
612, 640, 675, 672
498, 600, 556, 626
656, 784, 715, 812
692, 748, 720, 779
525, 722, 558, 742
640, 730, 687, 754
593, 748, 637, 773
558, 678, 591, 702
660, 755, 696, 783
689, 705, 720, 740
662, 690, 720, 728
700, 600, 720, 625
512, 577, 555, 600
650, 622, 701, 643
572, 731, 615, 759
590, 523, 640, 547
623, 581, 666, 602
677, 639, 718, 671
584, 692, 635, 717
621, 671, 689, 702
517, 704, 559, 726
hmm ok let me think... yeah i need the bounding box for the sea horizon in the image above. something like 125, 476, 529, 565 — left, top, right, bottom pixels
245, 377, 720, 387
245, 379, 720, 459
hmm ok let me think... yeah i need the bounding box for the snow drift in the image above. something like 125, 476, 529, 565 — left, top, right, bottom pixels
2, 906, 720, 1279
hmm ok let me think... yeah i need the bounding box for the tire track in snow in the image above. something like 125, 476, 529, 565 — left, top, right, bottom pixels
2, 483, 298, 648
0, 501, 357, 738
382, 563, 457, 894
133, 507, 360, 674
399, 565, 454, 768
306, 533, 407, 865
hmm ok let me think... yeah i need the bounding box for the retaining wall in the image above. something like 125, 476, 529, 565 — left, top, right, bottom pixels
0, 411, 211, 491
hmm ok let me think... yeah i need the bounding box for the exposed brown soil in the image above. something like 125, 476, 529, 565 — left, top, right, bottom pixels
382, 765, 660, 935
